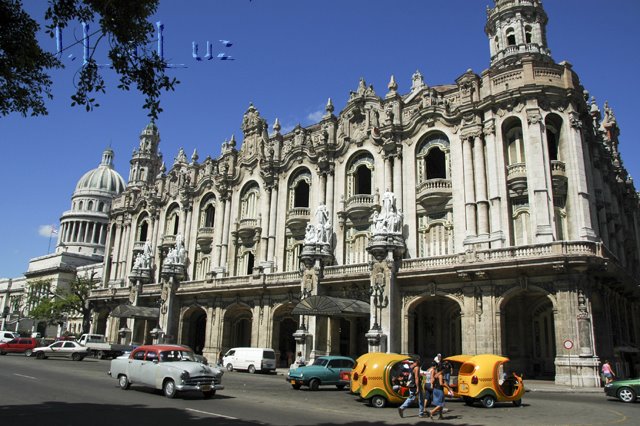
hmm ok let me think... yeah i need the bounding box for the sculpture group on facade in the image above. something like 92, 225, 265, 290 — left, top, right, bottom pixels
372, 190, 404, 235
165, 234, 186, 265
304, 203, 332, 245
132, 241, 154, 270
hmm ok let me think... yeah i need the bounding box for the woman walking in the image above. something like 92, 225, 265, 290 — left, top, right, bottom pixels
428, 364, 451, 420
602, 360, 615, 384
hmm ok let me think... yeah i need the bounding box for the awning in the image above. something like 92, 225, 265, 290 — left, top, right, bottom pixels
110, 304, 159, 319
291, 296, 370, 317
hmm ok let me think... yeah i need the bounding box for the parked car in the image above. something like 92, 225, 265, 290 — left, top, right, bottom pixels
33, 340, 89, 361
604, 377, 640, 403
222, 347, 277, 373
109, 344, 224, 399
0, 331, 19, 343
0, 337, 40, 356
287, 355, 355, 391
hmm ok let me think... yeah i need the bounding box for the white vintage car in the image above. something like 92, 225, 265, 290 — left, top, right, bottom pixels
33, 340, 89, 361
109, 344, 224, 398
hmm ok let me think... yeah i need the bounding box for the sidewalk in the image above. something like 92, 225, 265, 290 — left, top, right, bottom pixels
276, 369, 603, 394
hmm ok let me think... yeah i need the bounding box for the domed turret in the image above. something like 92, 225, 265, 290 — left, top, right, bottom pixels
128, 122, 162, 187
57, 149, 126, 257
485, 0, 552, 68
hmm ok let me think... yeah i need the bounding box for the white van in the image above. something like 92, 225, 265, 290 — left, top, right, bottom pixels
222, 347, 276, 374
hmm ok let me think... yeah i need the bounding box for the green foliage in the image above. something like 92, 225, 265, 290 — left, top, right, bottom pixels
1, 0, 179, 120
27, 274, 99, 333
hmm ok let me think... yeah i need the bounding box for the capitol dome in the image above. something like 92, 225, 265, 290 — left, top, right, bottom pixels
74, 148, 126, 195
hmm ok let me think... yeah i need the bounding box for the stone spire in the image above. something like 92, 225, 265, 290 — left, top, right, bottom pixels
128, 122, 162, 187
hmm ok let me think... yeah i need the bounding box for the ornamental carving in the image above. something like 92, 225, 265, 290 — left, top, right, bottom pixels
526, 108, 542, 126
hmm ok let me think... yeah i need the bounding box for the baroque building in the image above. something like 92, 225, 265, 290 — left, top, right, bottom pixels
88, 0, 640, 386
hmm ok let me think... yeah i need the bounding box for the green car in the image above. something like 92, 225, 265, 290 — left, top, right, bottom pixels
287, 355, 355, 391
604, 378, 640, 403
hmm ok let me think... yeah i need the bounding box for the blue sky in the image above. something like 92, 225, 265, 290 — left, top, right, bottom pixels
1, 0, 639, 278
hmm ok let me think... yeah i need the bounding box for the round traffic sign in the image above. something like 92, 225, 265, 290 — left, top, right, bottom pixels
563, 339, 574, 350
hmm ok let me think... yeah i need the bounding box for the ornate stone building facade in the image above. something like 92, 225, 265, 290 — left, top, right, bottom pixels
88, 0, 640, 386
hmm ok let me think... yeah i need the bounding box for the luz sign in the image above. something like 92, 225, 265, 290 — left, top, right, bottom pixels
54, 21, 234, 67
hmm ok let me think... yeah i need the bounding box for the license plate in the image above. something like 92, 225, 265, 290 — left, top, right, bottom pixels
201, 385, 211, 391
290, 380, 296, 384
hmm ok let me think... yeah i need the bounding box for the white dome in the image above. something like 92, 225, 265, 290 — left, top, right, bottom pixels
74, 148, 126, 195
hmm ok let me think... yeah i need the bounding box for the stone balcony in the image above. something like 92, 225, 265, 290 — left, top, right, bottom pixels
161, 234, 176, 249
416, 178, 452, 208
133, 241, 146, 252
286, 207, 310, 233
341, 194, 375, 222
506, 163, 528, 197
235, 217, 261, 241
196, 227, 215, 253
550, 160, 568, 196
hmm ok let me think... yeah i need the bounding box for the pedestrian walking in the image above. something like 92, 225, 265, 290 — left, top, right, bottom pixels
602, 360, 615, 384
427, 363, 452, 420
422, 361, 437, 411
397, 358, 425, 418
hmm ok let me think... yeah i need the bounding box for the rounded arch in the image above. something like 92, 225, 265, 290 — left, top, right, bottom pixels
416, 132, 450, 183
136, 211, 150, 242
222, 303, 253, 348
346, 150, 375, 197
165, 202, 181, 235
199, 192, 217, 228
544, 113, 564, 162
181, 305, 207, 353
288, 167, 312, 209
499, 285, 556, 379
502, 116, 525, 165
406, 294, 462, 359
238, 181, 261, 220
271, 303, 299, 367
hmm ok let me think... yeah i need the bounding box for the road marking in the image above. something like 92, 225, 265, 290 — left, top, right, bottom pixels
185, 408, 238, 420
606, 408, 628, 424
14, 373, 38, 380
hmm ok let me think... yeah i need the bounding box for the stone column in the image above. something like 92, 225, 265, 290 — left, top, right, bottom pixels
326, 171, 335, 223
462, 137, 477, 239
384, 156, 393, 194
159, 263, 185, 343
524, 107, 554, 242
267, 185, 279, 267
473, 134, 489, 240
219, 197, 233, 274
393, 154, 403, 211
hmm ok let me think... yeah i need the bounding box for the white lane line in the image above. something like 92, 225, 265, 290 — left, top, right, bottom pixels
185, 408, 238, 420
14, 373, 38, 380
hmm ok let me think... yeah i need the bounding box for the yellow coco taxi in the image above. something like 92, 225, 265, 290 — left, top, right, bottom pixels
445, 354, 524, 408
350, 352, 381, 395
358, 353, 415, 408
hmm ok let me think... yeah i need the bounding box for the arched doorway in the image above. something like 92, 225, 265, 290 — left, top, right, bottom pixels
409, 296, 462, 359
272, 305, 298, 367
223, 306, 252, 348
182, 306, 207, 353
501, 290, 556, 379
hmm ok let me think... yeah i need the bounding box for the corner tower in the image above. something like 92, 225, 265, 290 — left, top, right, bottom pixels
128, 122, 162, 187
485, 0, 552, 68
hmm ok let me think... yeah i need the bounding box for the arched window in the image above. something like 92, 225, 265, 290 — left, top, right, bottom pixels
165, 205, 180, 235
294, 181, 310, 207
288, 169, 311, 209
355, 166, 372, 195
525, 25, 532, 44
506, 27, 516, 46
204, 204, 215, 227
88, 201, 94, 211
416, 133, 450, 183
78, 201, 84, 211
139, 221, 149, 242
98, 202, 105, 212
239, 183, 260, 220
503, 120, 525, 165
545, 114, 563, 162
494, 35, 500, 51
426, 148, 447, 179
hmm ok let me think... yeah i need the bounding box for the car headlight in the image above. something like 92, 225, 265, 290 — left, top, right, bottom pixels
180, 371, 190, 381
604, 383, 612, 388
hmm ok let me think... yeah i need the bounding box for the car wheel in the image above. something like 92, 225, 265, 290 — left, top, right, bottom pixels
482, 395, 496, 408
247, 364, 256, 374
292, 384, 301, 390
24, 349, 33, 357
163, 379, 177, 398
98, 350, 106, 359
309, 378, 320, 391
36, 351, 46, 360
226, 363, 234, 372
370, 395, 387, 408
617, 387, 636, 403
463, 396, 475, 406
71, 353, 83, 361
512, 399, 522, 407
0, 351, 6, 355
203, 390, 216, 399
336, 384, 346, 390
119, 375, 130, 390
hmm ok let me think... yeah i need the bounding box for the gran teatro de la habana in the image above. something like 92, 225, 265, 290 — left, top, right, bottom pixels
5, 0, 640, 387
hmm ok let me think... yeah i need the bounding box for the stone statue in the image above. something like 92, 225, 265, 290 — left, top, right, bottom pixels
133, 253, 145, 269
165, 234, 186, 265
372, 191, 403, 236
142, 241, 153, 267
304, 223, 317, 244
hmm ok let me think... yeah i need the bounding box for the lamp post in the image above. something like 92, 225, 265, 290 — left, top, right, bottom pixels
118, 326, 131, 345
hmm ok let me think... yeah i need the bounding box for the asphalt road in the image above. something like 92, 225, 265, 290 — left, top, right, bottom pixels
0, 353, 636, 426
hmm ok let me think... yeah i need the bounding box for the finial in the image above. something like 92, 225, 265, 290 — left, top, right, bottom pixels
273, 118, 281, 133
229, 134, 236, 147
388, 75, 398, 92
191, 149, 199, 163
325, 98, 334, 114
412, 69, 425, 91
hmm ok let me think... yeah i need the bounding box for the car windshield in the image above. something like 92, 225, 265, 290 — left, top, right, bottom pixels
312, 358, 328, 367
159, 350, 196, 362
